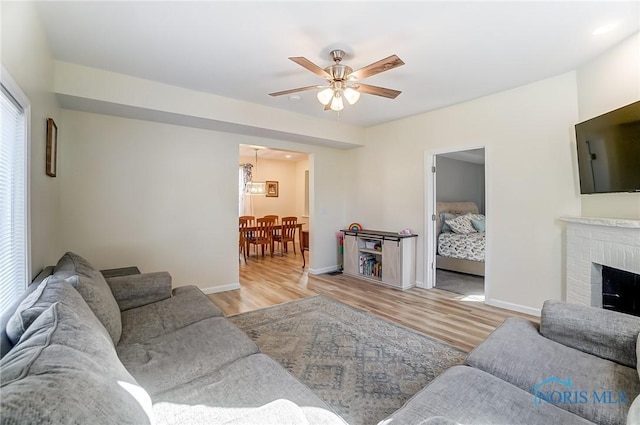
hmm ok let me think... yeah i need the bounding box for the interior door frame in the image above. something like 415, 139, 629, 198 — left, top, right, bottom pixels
423, 145, 487, 292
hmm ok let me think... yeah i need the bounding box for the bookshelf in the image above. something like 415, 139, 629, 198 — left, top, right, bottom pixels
342, 229, 417, 290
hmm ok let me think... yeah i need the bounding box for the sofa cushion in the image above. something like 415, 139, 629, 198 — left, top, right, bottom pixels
1, 301, 152, 424
54, 252, 122, 345
540, 300, 640, 368
466, 317, 640, 425
5, 276, 51, 345
5, 277, 106, 346
153, 353, 346, 425
119, 285, 223, 346
379, 365, 592, 425
117, 316, 259, 395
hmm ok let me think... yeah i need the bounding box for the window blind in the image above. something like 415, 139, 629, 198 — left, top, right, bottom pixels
0, 83, 27, 313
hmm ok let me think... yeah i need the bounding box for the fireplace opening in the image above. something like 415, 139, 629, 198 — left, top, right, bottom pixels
602, 266, 640, 317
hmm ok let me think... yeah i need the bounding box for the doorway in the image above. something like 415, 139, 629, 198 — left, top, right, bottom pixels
425, 148, 486, 300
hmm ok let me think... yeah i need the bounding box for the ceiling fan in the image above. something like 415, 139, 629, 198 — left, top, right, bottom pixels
269, 49, 405, 112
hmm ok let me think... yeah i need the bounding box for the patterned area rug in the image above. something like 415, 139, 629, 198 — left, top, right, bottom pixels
228, 295, 466, 425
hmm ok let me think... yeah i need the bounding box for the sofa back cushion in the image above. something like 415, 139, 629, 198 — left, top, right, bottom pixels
541, 300, 640, 368
1, 267, 54, 358
1, 297, 152, 424
5, 277, 81, 345
54, 252, 122, 345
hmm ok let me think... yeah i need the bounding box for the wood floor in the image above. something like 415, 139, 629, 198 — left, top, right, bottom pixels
208, 249, 538, 352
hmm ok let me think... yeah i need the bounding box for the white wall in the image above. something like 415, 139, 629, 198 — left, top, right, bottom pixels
58, 110, 349, 290
436, 156, 485, 213
576, 32, 640, 219
1, 2, 62, 278
59, 110, 240, 291
355, 72, 581, 314
295, 159, 310, 228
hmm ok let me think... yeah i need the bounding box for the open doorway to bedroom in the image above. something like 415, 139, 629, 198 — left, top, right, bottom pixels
430, 148, 486, 300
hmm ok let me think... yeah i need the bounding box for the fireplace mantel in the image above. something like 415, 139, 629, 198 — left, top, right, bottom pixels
560, 216, 640, 229
560, 216, 640, 307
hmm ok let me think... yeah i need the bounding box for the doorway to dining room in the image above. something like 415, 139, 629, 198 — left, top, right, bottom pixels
238, 145, 310, 262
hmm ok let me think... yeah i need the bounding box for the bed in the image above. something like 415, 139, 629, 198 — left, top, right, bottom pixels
435, 201, 485, 277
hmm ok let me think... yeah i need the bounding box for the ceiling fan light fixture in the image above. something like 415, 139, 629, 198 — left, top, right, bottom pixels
317, 88, 334, 105
344, 87, 360, 105
330, 93, 344, 111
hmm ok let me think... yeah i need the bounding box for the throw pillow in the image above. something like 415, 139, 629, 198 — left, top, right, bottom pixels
439, 213, 457, 233
5, 276, 50, 344
53, 252, 122, 345
445, 215, 477, 234
5, 277, 108, 346
471, 218, 486, 232
1, 302, 152, 424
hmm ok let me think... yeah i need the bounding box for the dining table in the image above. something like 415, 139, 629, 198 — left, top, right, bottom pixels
239, 223, 305, 265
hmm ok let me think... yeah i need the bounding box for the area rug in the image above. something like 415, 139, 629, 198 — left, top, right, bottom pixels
228, 295, 467, 425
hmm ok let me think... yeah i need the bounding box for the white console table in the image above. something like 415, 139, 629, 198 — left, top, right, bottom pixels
342, 229, 417, 290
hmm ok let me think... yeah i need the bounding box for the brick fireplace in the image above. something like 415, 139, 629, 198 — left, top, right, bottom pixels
561, 217, 640, 308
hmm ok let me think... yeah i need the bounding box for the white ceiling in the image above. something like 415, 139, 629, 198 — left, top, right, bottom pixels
36, 1, 639, 128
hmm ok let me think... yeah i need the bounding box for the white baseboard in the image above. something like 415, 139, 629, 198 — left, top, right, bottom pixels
308, 265, 340, 275
485, 298, 541, 317
200, 283, 241, 294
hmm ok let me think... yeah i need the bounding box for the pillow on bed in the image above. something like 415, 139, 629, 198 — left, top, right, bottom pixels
445, 215, 477, 234
439, 213, 458, 233
471, 218, 486, 232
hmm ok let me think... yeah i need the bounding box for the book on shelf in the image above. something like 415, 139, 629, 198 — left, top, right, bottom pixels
358, 253, 382, 278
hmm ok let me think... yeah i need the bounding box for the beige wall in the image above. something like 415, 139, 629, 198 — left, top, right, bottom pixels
58, 110, 349, 291
357, 72, 582, 314
295, 159, 310, 228
576, 32, 640, 219
239, 156, 299, 220
2, 2, 62, 278
59, 110, 241, 291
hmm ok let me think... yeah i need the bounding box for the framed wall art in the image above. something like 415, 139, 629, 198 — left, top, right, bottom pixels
266, 181, 279, 197
46, 118, 57, 177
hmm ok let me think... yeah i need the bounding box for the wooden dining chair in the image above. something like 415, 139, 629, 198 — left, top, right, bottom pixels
240, 215, 255, 226
239, 217, 251, 262
273, 216, 297, 256
263, 215, 278, 224
247, 217, 275, 257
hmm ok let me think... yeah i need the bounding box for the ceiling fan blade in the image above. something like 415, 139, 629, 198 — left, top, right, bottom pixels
289, 57, 332, 79
349, 55, 405, 80
324, 103, 332, 111
356, 83, 402, 99
269, 85, 325, 97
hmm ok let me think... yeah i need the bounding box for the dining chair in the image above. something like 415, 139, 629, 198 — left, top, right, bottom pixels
273, 216, 297, 256
263, 215, 278, 224
240, 215, 255, 226
247, 217, 275, 257
239, 217, 251, 262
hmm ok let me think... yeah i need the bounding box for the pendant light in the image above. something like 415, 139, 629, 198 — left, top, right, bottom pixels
245, 149, 266, 195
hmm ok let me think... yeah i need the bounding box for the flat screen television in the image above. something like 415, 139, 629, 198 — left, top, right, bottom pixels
575, 101, 640, 194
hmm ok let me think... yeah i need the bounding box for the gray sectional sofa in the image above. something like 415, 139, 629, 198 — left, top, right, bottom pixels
3, 251, 640, 425
1, 252, 346, 424
382, 300, 640, 425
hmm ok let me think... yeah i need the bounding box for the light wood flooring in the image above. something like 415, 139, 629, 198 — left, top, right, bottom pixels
208, 249, 538, 352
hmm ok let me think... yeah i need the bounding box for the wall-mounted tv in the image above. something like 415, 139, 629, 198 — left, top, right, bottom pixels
575, 101, 640, 194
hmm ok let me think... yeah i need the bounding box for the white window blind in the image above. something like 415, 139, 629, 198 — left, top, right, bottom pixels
0, 83, 28, 313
